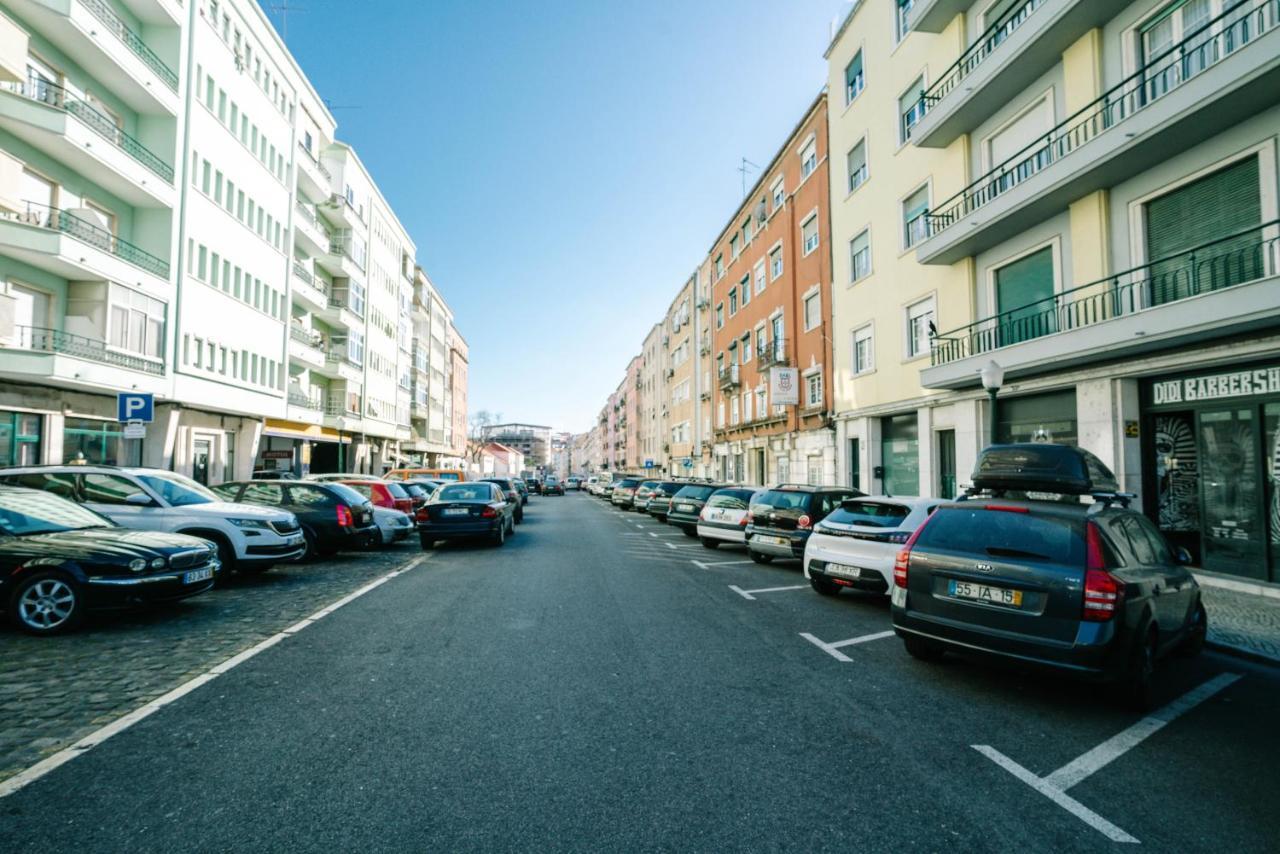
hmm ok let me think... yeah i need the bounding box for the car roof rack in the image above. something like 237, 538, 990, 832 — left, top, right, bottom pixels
1088, 492, 1137, 511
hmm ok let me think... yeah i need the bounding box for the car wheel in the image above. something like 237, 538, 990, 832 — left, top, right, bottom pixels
902, 634, 945, 662
749, 550, 773, 564
419, 535, 436, 550
492, 522, 506, 547
301, 529, 320, 561
810, 576, 842, 597
681, 526, 698, 539
515, 509, 524, 525
11, 571, 84, 636
239, 563, 273, 575
700, 537, 719, 550
211, 537, 237, 581
1123, 629, 1158, 712
1176, 600, 1207, 658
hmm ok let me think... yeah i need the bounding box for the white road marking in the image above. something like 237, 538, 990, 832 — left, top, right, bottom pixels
729, 584, 808, 601
799, 630, 895, 662
690, 558, 756, 568
0, 554, 428, 799
974, 671, 1242, 843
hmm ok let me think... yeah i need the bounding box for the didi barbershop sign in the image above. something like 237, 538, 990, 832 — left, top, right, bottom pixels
1153, 365, 1280, 405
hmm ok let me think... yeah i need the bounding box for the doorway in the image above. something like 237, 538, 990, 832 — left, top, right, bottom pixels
192, 439, 211, 485
754, 449, 765, 486
1198, 407, 1265, 578
847, 438, 860, 491
937, 430, 956, 499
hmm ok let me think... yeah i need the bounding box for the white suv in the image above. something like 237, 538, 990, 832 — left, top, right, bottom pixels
0, 466, 305, 572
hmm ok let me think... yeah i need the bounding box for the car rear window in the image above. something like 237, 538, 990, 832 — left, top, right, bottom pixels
384, 482, 409, 499
438, 484, 494, 502
345, 483, 374, 499
914, 506, 1085, 565
616, 479, 639, 488
673, 485, 716, 501
657, 483, 684, 495
751, 490, 811, 512
324, 483, 366, 505
707, 489, 754, 510
402, 484, 427, 498
825, 500, 911, 528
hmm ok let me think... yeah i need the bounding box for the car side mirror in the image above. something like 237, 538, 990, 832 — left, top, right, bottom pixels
1175, 546, 1194, 566
125, 492, 154, 506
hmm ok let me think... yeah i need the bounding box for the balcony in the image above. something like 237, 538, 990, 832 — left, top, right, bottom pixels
0, 203, 169, 284
286, 386, 324, 424
288, 325, 326, 370
292, 201, 330, 256
4, 323, 163, 373
0, 77, 174, 206
718, 364, 741, 390
323, 346, 364, 383
316, 292, 363, 331
916, 0, 1280, 264
10, 0, 180, 115
321, 193, 363, 228
289, 262, 329, 312
295, 141, 332, 201
902, 0, 970, 34
758, 338, 788, 368
324, 393, 362, 428
318, 233, 365, 278
907, 0, 1114, 148
923, 221, 1280, 388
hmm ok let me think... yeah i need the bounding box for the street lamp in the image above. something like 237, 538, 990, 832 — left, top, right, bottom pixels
980, 360, 1005, 448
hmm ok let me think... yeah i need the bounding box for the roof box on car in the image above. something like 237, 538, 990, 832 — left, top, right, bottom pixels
970, 444, 1118, 496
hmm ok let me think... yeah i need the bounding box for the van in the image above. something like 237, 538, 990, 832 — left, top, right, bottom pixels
385, 468, 465, 482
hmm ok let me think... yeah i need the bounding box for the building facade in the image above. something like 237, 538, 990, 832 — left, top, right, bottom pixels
479, 422, 551, 471
638, 323, 665, 474
664, 275, 698, 477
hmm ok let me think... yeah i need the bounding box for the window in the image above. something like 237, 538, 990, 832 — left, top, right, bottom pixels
741, 333, 752, 362
850, 229, 871, 282
740, 275, 751, 307
844, 50, 864, 104
994, 246, 1056, 344
742, 217, 752, 246
800, 139, 817, 179
0, 410, 41, 467
906, 297, 935, 359
805, 371, 823, 408
770, 246, 783, 280
847, 139, 867, 193
899, 75, 925, 143
108, 283, 165, 359
985, 96, 1053, 171
730, 396, 739, 425
730, 234, 739, 258
714, 254, 724, 279
801, 214, 819, 256
755, 387, 767, 419
771, 314, 784, 349
902, 184, 929, 248
754, 261, 766, 295
715, 303, 724, 329
803, 290, 821, 331
756, 327, 767, 359
771, 177, 785, 210
853, 325, 874, 374
896, 0, 916, 43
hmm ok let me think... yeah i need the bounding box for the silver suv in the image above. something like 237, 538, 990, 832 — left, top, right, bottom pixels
0, 466, 305, 573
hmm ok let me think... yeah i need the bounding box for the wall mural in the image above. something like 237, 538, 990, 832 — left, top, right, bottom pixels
1200, 417, 1258, 544
1154, 414, 1199, 532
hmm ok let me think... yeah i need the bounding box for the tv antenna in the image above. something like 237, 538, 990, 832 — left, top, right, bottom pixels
323, 97, 363, 112
738, 157, 760, 197
266, 1, 305, 40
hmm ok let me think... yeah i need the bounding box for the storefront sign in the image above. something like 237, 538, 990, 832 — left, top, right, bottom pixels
262, 450, 293, 460
1152, 366, 1280, 405
770, 367, 799, 405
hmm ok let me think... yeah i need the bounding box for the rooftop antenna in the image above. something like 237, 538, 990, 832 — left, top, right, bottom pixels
266, 1, 305, 41
323, 98, 363, 111
738, 157, 760, 197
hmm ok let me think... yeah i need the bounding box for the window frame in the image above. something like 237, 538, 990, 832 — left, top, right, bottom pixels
904, 294, 937, 361
852, 323, 875, 375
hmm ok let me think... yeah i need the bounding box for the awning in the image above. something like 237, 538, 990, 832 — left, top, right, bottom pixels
263, 419, 351, 443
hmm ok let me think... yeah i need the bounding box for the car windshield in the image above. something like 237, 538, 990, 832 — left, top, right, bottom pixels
135, 472, 219, 506
326, 483, 368, 505
707, 490, 754, 510
410, 480, 441, 495
385, 482, 410, 499
0, 490, 113, 536
750, 490, 810, 512
438, 484, 494, 502
657, 483, 684, 495
402, 484, 427, 498
824, 501, 912, 529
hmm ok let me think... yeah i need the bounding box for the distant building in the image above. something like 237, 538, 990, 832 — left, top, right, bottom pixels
479, 423, 551, 469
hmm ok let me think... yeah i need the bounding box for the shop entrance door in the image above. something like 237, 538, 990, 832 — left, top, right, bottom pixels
192, 439, 211, 486
754, 449, 765, 485
1198, 407, 1265, 579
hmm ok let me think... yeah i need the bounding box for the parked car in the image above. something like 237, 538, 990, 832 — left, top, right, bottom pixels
666, 483, 727, 536
526, 477, 543, 495
478, 478, 525, 523
644, 481, 687, 521
419, 481, 516, 548
600, 478, 618, 500
0, 486, 220, 635
512, 478, 529, 505
804, 496, 945, 596
400, 482, 431, 515
585, 476, 599, 494
336, 480, 415, 516
745, 484, 864, 564
632, 480, 661, 511
385, 468, 465, 482
567, 477, 582, 490
372, 506, 415, 545
544, 475, 565, 496
252, 469, 297, 480
211, 480, 379, 557
0, 466, 305, 573
610, 477, 642, 509
404, 478, 447, 498
304, 473, 384, 482
891, 443, 1206, 709
696, 487, 760, 548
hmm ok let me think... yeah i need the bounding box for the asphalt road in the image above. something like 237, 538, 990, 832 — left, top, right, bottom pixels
2, 492, 1277, 852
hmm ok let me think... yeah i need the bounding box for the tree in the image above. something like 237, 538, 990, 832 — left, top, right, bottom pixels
466, 410, 503, 468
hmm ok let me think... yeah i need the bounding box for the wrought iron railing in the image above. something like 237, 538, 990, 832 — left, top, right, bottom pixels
4, 202, 169, 277
929, 220, 1280, 366
758, 337, 788, 367
291, 260, 314, 285
78, 0, 178, 90
294, 201, 319, 228
288, 388, 323, 410
9, 325, 165, 375
326, 347, 362, 369
718, 364, 741, 389
5, 75, 173, 181
906, 0, 1049, 136
924, 0, 1280, 241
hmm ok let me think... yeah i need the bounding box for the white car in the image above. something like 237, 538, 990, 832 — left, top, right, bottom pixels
803, 496, 947, 596
696, 486, 759, 549
0, 465, 306, 573
585, 476, 599, 494
372, 506, 415, 545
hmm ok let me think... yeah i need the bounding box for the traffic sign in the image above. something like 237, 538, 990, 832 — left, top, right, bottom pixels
122, 422, 146, 439
644, 459, 654, 469
683, 458, 693, 468
117, 392, 154, 423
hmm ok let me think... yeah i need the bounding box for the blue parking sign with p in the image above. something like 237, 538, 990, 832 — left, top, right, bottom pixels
117, 392, 154, 423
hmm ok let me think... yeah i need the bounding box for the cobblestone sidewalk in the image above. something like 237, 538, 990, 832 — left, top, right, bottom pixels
1197, 574, 1280, 664
0, 543, 421, 783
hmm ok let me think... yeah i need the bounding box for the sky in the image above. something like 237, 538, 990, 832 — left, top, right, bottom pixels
264, 0, 849, 435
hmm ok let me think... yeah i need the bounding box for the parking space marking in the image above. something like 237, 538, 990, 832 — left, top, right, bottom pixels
690, 558, 756, 569
799, 630, 896, 662
0, 553, 429, 800
729, 584, 808, 601
974, 671, 1242, 843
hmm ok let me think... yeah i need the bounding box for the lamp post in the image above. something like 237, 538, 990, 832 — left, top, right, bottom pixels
980, 360, 1005, 448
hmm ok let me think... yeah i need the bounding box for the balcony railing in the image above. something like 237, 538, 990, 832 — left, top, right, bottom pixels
930, 220, 1280, 366
327, 294, 363, 316
297, 141, 332, 178
325, 395, 360, 417
924, 0, 1280, 241
905, 0, 1049, 137
294, 201, 319, 228
758, 338, 787, 367
289, 325, 323, 348
8, 324, 164, 375
288, 388, 323, 410
326, 347, 363, 369
3, 202, 169, 278
718, 364, 741, 389
78, 0, 179, 91
5, 75, 173, 181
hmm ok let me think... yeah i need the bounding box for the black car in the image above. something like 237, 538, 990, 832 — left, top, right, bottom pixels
420, 482, 517, 548
745, 484, 863, 563
0, 486, 220, 635
543, 476, 565, 496
478, 478, 525, 523
212, 480, 378, 557
891, 444, 1206, 709
512, 479, 529, 505
644, 481, 688, 521
665, 483, 728, 536
526, 478, 543, 495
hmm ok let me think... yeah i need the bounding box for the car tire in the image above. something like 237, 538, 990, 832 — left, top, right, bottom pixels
420, 536, 436, 550
682, 526, 698, 538
301, 528, 320, 561
1123, 629, 1158, 712
700, 537, 719, 550
810, 576, 842, 596
492, 522, 506, 547
239, 563, 273, 575
10, 571, 84, 636
749, 550, 773, 564
515, 509, 524, 525
1176, 600, 1207, 658
903, 633, 945, 662
210, 536, 237, 581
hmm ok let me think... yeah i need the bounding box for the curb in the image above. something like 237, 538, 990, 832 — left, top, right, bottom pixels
1206, 638, 1280, 668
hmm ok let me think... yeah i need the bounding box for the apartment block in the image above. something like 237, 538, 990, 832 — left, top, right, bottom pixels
446, 323, 468, 463
638, 322, 665, 474
663, 275, 698, 477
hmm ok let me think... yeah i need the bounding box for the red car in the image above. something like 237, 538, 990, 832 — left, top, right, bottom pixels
338, 480, 414, 516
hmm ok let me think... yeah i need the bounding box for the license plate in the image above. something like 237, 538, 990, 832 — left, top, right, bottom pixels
677, 504, 694, 512
949, 580, 1023, 607
183, 567, 213, 584
443, 507, 469, 516
825, 563, 861, 579
758, 535, 788, 546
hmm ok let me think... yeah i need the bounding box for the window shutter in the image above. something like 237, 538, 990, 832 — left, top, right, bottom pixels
994, 246, 1055, 344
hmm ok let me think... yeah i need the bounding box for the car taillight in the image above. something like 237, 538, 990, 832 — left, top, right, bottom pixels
738, 515, 749, 527
797, 514, 812, 530
481, 505, 498, 519
1083, 522, 1122, 621
699, 509, 707, 521
893, 513, 936, 589
336, 504, 353, 527
745, 512, 754, 524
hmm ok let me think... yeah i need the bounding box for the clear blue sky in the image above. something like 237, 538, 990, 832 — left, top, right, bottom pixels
265, 0, 848, 434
